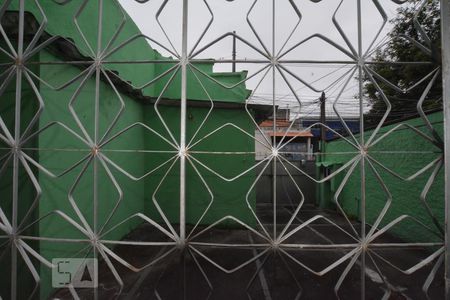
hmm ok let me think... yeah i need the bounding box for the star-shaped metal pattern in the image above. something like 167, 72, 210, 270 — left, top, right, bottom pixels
0, 0, 448, 299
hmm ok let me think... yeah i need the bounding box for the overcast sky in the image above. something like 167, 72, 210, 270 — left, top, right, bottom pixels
118, 0, 404, 118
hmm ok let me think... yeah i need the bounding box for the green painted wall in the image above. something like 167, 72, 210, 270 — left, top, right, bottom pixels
142, 104, 256, 228
322, 112, 444, 243
34, 51, 255, 299
1, 1, 256, 299
35, 48, 148, 298
0, 41, 41, 300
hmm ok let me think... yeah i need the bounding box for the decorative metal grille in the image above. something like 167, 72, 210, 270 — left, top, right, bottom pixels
0, 0, 449, 299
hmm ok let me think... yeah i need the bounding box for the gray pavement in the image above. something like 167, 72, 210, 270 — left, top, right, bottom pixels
52, 205, 444, 299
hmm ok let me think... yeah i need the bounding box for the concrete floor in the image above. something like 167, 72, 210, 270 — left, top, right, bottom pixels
52, 205, 444, 300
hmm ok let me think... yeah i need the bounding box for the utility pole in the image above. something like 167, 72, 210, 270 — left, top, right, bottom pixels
320, 91, 326, 153
232, 31, 236, 72
318, 91, 327, 209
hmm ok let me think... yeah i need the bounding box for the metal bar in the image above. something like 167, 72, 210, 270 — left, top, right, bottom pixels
271, 0, 277, 241
357, 0, 366, 298
10, 1, 25, 299
93, 2, 104, 299
179, 0, 188, 244
23, 59, 436, 66
442, 0, 450, 298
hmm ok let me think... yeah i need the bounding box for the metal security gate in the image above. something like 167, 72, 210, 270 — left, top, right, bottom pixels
0, 0, 449, 299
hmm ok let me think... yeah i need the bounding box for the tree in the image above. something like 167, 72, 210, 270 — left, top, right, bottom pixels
363, 0, 442, 126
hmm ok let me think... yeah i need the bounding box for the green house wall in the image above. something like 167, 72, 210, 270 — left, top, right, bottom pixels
321, 112, 444, 243
1, 2, 256, 298
33, 49, 256, 300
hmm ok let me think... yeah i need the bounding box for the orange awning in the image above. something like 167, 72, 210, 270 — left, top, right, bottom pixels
259, 120, 291, 128
268, 131, 313, 137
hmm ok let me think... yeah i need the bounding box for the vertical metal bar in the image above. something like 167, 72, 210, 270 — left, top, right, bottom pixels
94, 0, 104, 234
442, 0, 450, 298
272, 0, 277, 240
94, 2, 103, 299
94, 66, 101, 238
13, 1, 25, 228
95, 0, 103, 144
11, 153, 18, 300
11, 1, 25, 299
180, 0, 188, 243
357, 0, 366, 299
93, 72, 100, 300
